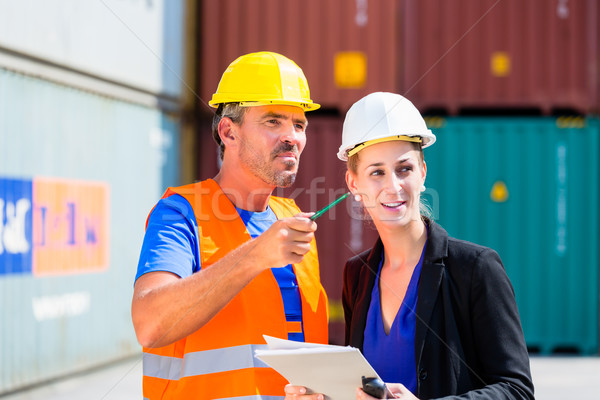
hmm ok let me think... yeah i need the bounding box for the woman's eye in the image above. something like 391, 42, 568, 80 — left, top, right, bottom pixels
370, 169, 384, 176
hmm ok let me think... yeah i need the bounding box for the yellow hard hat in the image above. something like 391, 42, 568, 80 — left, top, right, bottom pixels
209, 51, 320, 112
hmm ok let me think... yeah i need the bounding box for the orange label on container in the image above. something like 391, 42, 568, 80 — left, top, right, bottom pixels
32, 178, 109, 276
490, 180, 509, 203
334, 51, 367, 88
491, 52, 511, 77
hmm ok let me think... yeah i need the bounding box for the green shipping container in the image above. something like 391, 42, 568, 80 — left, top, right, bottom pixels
423, 116, 599, 355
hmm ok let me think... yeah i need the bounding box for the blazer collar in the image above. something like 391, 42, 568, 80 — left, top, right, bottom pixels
422, 217, 449, 263
349, 238, 383, 350
415, 218, 448, 367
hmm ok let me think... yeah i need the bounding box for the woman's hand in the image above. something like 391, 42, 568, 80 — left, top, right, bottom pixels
386, 383, 418, 399
284, 384, 324, 400
356, 383, 418, 399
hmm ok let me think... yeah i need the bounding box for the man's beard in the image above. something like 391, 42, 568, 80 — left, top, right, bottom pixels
239, 141, 300, 188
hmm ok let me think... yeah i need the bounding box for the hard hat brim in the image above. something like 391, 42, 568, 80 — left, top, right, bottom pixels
337, 132, 436, 161
208, 98, 320, 112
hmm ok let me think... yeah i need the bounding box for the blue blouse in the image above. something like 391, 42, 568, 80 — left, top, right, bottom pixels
362, 241, 427, 394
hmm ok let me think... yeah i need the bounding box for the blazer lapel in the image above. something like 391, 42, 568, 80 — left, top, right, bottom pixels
414, 261, 443, 365
414, 219, 448, 366
350, 239, 383, 350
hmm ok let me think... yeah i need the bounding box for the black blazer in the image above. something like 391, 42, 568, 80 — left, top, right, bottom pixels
343, 219, 534, 399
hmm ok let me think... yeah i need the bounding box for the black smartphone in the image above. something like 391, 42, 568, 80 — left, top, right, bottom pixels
361, 376, 386, 398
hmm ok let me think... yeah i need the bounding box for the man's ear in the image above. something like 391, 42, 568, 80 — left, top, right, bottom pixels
218, 117, 238, 148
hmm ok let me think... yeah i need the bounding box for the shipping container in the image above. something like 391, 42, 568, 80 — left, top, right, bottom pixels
403, 0, 600, 115
198, 0, 400, 112
0, 68, 180, 393
424, 116, 599, 354
197, 0, 599, 116
0, 0, 186, 98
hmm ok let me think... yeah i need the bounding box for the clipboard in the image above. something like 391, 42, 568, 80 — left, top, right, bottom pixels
255, 335, 381, 400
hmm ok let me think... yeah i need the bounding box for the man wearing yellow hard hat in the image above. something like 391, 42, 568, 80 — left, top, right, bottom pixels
132, 52, 328, 399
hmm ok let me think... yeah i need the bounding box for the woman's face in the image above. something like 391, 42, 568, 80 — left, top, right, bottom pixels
346, 140, 426, 229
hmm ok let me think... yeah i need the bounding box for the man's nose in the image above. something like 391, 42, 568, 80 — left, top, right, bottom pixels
280, 122, 301, 145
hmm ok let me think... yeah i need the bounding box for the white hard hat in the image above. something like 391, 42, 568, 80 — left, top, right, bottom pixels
337, 92, 436, 161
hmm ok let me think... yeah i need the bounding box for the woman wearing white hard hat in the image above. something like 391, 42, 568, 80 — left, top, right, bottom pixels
285, 93, 534, 400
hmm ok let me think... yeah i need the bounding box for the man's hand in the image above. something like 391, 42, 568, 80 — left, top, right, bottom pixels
251, 212, 317, 269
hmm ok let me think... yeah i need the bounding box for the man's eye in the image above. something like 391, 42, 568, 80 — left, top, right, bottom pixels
295, 124, 305, 131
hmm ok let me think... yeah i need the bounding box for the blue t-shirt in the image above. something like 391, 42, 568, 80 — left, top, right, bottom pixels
234, 206, 304, 341
362, 242, 427, 394
136, 194, 305, 341
136, 195, 201, 281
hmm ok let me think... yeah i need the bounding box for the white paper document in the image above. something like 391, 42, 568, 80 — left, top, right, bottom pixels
255, 335, 381, 400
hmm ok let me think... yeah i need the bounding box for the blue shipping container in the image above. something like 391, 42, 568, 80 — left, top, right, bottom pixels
0, 68, 180, 393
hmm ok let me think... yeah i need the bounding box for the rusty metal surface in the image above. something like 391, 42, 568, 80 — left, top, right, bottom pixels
402, 0, 599, 115
198, 0, 400, 113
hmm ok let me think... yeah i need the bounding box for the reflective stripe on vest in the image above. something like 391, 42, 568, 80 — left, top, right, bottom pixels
142, 179, 328, 399
147, 397, 284, 400
215, 397, 284, 400
143, 344, 270, 379
209, 397, 284, 400
144, 394, 285, 400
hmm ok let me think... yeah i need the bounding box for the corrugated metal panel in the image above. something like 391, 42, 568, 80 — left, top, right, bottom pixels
195, 114, 379, 344
0, 68, 180, 393
403, 0, 599, 115
0, 0, 185, 97
198, 0, 400, 112
424, 116, 599, 354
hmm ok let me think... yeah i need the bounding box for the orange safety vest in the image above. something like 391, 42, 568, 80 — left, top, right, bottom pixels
142, 179, 329, 400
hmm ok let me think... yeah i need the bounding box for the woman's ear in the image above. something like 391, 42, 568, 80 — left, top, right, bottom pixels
419, 161, 428, 193
346, 170, 359, 197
